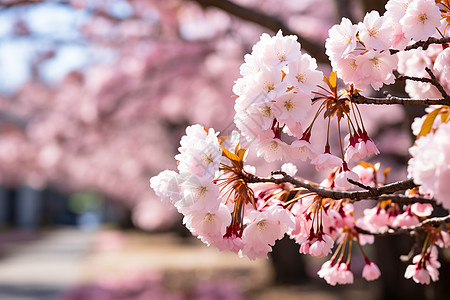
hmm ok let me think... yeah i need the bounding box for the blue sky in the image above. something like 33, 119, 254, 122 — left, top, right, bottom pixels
0, 1, 124, 93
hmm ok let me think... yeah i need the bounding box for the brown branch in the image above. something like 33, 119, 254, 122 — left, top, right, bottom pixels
188, 0, 328, 63
390, 37, 450, 54
0, 0, 43, 9
349, 93, 450, 106
397, 75, 435, 84
374, 195, 437, 205
425, 67, 450, 100
356, 214, 450, 237
246, 171, 417, 201
397, 67, 450, 101
347, 178, 375, 191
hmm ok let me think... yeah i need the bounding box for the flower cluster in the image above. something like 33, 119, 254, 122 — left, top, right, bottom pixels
397, 28, 450, 99
151, 125, 296, 260
408, 110, 450, 210
326, 0, 444, 91
150, 0, 450, 288
233, 31, 381, 191
233, 30, 323, 162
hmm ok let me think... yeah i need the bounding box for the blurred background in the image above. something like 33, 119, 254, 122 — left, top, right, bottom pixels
0, 0, 448, 299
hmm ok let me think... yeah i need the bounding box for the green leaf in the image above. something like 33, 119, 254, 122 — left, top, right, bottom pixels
417, 107, 443, 139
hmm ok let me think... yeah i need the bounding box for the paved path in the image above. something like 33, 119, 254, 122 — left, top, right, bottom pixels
0, 229, 377, 300
0, 229, 95, 300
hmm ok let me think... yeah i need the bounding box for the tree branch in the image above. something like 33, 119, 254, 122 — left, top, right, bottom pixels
374, 194, 437, 205
245, 171, 417, 201
187, 0, 328, 63
397, 67, 450, 101
390, 36, 450, 54
349, 93, 450, 106
356, 214, 450, 237
0, 0, 43, 9
424, 67, 450, 100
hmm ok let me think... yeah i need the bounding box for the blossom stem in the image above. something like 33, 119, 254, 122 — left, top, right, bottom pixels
331, 238, 345, 264
350, 100, 362, 131
337, 118, 346, 162
356, 235, 370, 264
346, 238, 353, 265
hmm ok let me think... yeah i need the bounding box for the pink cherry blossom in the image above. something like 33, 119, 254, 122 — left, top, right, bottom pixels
325, 17, 358, 64
281, 162, 298, 176
285, 53, 323, 94
410, 203, 433, 217
357, 10, 394, 51
405, 265, 431, 284
290, 138, 318, 161
256, 138, 291, 162
385, 0, 414, 24
405, 246, 441, 284
392, 210, 419, 227
311, 153, 342, 171
351, 164, 374, 185
334, 168, 360, 190
337, 262, 354, 285
434, 48, 450, 79
354, 49, 398, 90
408, 121, 450, 210
318, 260, 341, 286
362, 262, 381, 281
183, 204, 231, 240
241, 205, 296, 260
400, 0, 441, 41
262, 30, 301, 69
307, 234, 334, 257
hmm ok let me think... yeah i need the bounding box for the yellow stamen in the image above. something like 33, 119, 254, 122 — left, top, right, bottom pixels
204, 213, 215, 222
261, 105, 272, 117
368, 27, 378, 37
418, 13, 428, 24
296, 73, 306, 83
284, 99, 294, 111
257, 219, 267, 232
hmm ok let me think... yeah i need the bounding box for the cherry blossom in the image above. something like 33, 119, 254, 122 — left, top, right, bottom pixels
144, 0, 450, 288
408, 121, 450, 210
325, 18, 358, 65
357, 10, 394, 51
400, 0, 441, 41
404, 246, 441, 284
362, 262, 381, 281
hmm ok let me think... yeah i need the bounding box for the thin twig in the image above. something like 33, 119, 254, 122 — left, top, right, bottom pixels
425, 67, 450, 100
347, 178, 375, 191
397, 75, 434, 84
397, 68, 450, 101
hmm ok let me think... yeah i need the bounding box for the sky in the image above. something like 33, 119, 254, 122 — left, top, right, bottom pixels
0, 1, 125, 93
